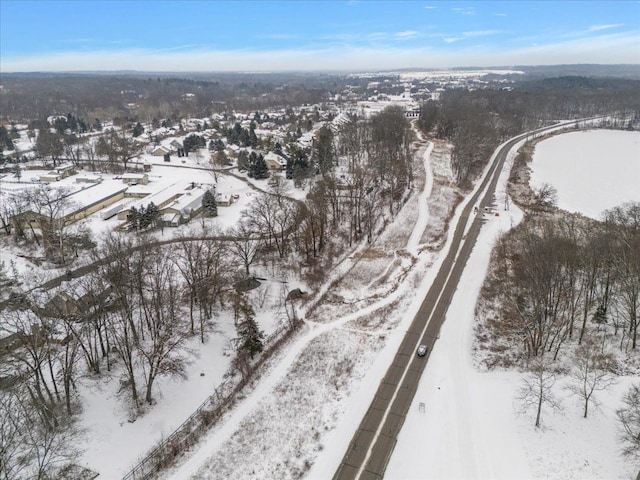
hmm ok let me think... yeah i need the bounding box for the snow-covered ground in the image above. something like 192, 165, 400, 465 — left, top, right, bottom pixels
161, 127, 638, 480
529, 129, 640, 219
5, 125, 637, 479
386, 134, 638, 480
75, 324, 234, 478
73, 271, 306, 478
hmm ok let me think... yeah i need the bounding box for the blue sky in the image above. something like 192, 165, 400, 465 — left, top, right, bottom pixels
1, 1, 639, 72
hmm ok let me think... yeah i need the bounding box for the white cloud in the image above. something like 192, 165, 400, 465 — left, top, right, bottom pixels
396, 30, 419, 38
588, 23, 624, 31
452, 7, 476, 15
2, 31, 638, 73
424, 5, 436, 9
493, 13, 507, 17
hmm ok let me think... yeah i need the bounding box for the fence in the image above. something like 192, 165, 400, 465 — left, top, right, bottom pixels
121, 321, 296, 480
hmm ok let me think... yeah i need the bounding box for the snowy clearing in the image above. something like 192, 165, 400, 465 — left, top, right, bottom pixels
529, 129, 640, 219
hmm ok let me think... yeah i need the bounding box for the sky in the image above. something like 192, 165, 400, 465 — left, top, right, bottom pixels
1, 0, 639, 72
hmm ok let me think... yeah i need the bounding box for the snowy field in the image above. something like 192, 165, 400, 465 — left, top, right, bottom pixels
529, 129, 640, 219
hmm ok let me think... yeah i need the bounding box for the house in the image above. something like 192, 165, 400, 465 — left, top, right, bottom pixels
43, 291, 80, 317
10, 184, 128, 233
215, 193, 234, 207
55, 163, 76, 178
75, 174, 103, 184
169, 140, 186, 157
159, 188, 205, 227
117, 185, 182, 221
151, 145, 172, 157
39, 173, 62, 183
264, 151, 287, 170
121, 173, 149, 185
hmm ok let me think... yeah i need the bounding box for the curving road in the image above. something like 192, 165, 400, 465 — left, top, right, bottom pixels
332, 120, 587, 480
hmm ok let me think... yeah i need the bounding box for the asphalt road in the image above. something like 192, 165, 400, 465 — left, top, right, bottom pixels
333, 122, 580, 480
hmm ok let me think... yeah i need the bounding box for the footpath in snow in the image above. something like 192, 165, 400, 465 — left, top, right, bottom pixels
164, 132, 438, 479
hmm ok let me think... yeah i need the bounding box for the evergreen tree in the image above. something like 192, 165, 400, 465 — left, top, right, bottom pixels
128, 206, 140, 231
141, 202, 160, 230
249, 153, 269, 179
0, 126, 14, 151
215, 150, 228, 166
183, 134, 206, 154
287, 144, 312, 186
239, 129, 250, 147
314, 125, 335, 175
132, 122, 144, 137
255, 153, 269, 179
249, 127, 258, 148
248, 152, 257, 178
286, 158, 294, 180
237, 150, 250, 170
592, 303, 607, 325
202, 189, 218, 217
237, 303, 264, 359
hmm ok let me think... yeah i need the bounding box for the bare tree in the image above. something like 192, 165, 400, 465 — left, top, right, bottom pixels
506, 219, 572, 357
604, 202, 640, 349
0, 392, 26, 480
35, 129, 63, 167
95, 233, 141, 406
516, 357, 563, 428
566, 338, 617, 418
243, 192, 282, 256
1, 308, 59, 431
136, 248, 189, 404
533, 182, 558, 210
367, 106, 414, 214
96, 129, 142, 172
21, 185, 78, 264
0, 380, 74, 479
616, 383, 640, 460
228, 220, 262, 277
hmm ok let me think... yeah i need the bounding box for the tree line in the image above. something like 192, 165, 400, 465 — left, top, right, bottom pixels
484, 202, 639, 361
418, 76, 640, 188
477, 202, 640, 453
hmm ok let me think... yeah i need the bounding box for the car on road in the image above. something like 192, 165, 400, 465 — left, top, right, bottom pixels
417, 344, 428, 357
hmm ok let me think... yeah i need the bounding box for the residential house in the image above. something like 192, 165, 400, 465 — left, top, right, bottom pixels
55, 163, 77, 178
121, 173, 149, 185
215, 193, 234, 207
151, 145, 172, 157
160, 188, 205, 227
264, 151, 287, 170
39, 172, 62, 183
